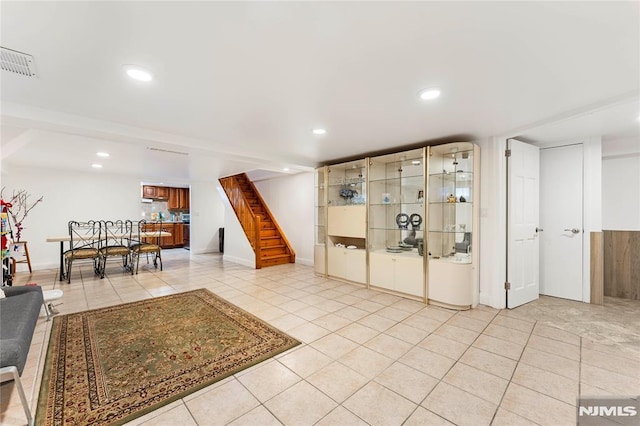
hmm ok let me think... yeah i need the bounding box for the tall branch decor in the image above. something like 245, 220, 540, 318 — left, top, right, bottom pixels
0, 188, 44, 242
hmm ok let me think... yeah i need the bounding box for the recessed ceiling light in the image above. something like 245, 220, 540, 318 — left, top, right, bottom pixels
419, 88, 441, 100
123, 65, 153, 82
312, 128, 327, 135
91, 164, 103, 169
283, 168, 290, 172
96, 152, 110, 157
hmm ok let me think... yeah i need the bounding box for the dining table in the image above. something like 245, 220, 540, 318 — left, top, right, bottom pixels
46, 231, 171, 281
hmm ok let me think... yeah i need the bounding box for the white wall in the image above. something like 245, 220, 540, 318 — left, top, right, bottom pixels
602, 137, 640, 230
218, 185, 255, 268
1, 165, 141, 270
1, 165, 227, 273
189, 181, 225, 254
477, 137, 508, 309
255, 172, 314, 265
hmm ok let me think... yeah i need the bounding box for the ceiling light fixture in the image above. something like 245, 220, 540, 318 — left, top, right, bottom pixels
283, 168, 290, 172
312, 128, 327, 135
419, 88, 441, 100
96, 152, 110, 157
91, 164, 103, 169
123, 65, 153, 82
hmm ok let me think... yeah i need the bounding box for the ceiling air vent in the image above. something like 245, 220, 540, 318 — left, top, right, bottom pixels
1, 47, 37, 78
146, 147, 189, 156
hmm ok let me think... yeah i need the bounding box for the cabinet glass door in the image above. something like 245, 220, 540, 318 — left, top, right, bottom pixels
427, 143, 474, 263
315, 167, 326, 245
327, 160, 367, 206
368, 148, 425, 297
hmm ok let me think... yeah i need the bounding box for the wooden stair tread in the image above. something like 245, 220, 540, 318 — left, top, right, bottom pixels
220, 172, 296, 269
261, 253, 291, 260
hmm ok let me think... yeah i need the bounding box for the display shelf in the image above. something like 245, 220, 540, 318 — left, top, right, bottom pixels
327, 159, 367, 206
317, 142, 478, 309
325, 162, 367, 283
315, 167, 327, 275
426, 142, 479, 309
368, 147, 425, 298
427, 143, 475, 260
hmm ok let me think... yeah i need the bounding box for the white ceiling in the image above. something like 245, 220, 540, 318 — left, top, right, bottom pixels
1, 1, 639, 183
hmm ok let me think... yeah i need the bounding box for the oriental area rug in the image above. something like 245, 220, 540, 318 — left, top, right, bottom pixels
35, 289, 300, 426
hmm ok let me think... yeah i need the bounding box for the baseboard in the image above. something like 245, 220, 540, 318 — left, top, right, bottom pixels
190, 248, 220, 255
222, 254, 255, 269
296, 257, 313, 266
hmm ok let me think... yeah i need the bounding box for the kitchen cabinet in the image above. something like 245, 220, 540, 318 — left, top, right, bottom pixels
143, 185, 157, 198
143, 185, 169, 200
168, 188, 179, 209
168, 187, 190, 210
157, 186, 170, 199
141, 223, 184, 248
179, 188, 190, 210
172, 223, 184, 247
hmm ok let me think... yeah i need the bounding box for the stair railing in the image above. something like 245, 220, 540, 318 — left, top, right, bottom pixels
242, 173, 296, 263
219, 176, 263, 268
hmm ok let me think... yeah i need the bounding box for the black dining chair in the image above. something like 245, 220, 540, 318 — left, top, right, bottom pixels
64, 220, 101, 283
98, 220, 132, 278
129, 219, 163, 274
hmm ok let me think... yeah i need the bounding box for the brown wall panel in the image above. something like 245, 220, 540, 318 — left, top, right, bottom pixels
603, 230, 639, 300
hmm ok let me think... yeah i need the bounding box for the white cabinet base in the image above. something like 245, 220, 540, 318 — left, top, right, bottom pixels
428, 258, 475, 309
314, 244, 325, 275
370, 252, 424, 297
327, 246, 366, 284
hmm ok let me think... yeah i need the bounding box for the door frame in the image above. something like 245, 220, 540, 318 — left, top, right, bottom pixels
504, 138, 602, 306
539, 143, 584, 301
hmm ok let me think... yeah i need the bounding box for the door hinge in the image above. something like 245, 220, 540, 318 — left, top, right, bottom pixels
504, 281, 511, 290
504, 149, 511, 157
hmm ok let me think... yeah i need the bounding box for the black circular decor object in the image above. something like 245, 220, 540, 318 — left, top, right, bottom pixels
396, 213, 409, 229
409, 213, 422, 229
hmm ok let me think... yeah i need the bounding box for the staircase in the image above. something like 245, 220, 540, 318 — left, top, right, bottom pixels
219, 173, 295, 268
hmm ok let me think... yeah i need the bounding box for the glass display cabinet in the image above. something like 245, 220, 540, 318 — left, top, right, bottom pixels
314, 167, 327, 275
315, 142, 480, 309
368, 148, 426, 298
427, 142, 479, 309
326, 159, 368, 284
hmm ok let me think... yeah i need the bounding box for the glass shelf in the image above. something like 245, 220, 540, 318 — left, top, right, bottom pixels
327, 160, 367, 206
428, 144, 474, 258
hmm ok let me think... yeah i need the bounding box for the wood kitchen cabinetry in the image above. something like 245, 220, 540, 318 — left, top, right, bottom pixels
142, 223, 185, 248
168, 188, 190, 210
144, 186, 188, 207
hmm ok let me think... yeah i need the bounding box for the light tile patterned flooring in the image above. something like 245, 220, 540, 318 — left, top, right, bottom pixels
2, 249, 639, 425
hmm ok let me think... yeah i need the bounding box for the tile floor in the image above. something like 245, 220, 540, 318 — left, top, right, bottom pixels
1, 249, 639, 426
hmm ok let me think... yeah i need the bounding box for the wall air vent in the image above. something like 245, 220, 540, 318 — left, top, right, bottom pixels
146, 147, 189, 156
1, 47, 37, 78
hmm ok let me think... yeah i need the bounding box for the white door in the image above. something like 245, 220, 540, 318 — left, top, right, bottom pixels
507, 139, 540, 308
540, 144, 583, 301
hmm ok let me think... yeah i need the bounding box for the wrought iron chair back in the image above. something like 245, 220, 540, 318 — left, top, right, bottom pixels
64, 220, 101, 283
129, 219, 163, 274
98, 220, 133, 277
